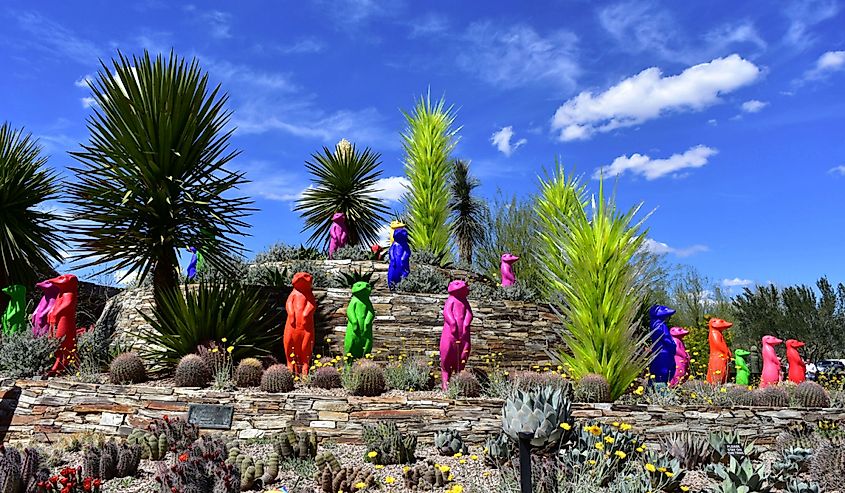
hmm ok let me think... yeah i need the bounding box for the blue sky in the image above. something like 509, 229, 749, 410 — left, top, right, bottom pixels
1, 0, 844, 290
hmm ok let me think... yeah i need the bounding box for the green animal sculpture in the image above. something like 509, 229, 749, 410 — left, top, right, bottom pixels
735, 349, 751, 386
1, 284, 26, 335
345, 281, 375, 361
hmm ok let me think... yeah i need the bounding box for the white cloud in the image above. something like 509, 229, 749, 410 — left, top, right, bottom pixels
804, 50, 845, 80
595, 145, 717, 180
74, 74, 94, 88
783, 0, 840, 49
459, 22, 580, 90
202, 10, 232, 39
276, 38, 325, 54
490, 126, 527, 156
15, 11, 102, 64
81, 97, 96, 108
723, 277, 754, 287
642, 239, 709, 258
740, 99, 768, 113
829, 165, 845, 176
373, 176, 409, 203
233, 106, 391, 145
552, 54, 760, 141
113, 269, 140, 287
376, 224, 392, 248
238, 160, 307, 202
409, 13, 450, 38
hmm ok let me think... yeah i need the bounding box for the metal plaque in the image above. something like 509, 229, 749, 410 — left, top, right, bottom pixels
725, 443, 745, 457
187, 403, 234, 430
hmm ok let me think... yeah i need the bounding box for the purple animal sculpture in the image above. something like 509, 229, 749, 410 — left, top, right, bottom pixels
500, 253, 519, 287
440, 280, 473, 390
669, 327, 691, 386
760, 335, 783, 388
328, 212, 349, 258
32, 279, 60, 337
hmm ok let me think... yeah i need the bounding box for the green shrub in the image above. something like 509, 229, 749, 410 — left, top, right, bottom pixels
394, 265, 449, 293
252, 243, 324, 263
331, 246, 371, 261
384, 357, 434, 391
410, 249, 451, 268
0, 330, 60, 378
284, 261, 330, 288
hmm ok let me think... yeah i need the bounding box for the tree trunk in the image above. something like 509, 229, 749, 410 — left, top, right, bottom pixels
152, 247, 179, 307
0, 268, 8, 318
458, 236, 472, 266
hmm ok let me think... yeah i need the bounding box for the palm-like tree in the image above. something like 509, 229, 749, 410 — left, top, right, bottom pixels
67, 51, 252, 299
295, 139, 390, 248
0, 123, 63, 291
448, 160, 486, 265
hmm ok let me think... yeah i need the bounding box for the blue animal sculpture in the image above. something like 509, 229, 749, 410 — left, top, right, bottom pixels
648, 304, 677, 385
387, 227, 411, 289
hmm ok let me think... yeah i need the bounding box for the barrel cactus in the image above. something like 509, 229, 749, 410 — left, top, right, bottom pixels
260, 364, 295, 393
234, 358, 264, 387
174, 354, 211, 387
574, 373, 611, 403
433, 429, 467, 456
793, 381, 831, 408
752, 386, 789, 407
109, 352, 147, 384
351, 360, 386, 397
310, 366, 342, 389
811, 438, 845, 491
448, 370, 481, 398
502, 386, 573, 448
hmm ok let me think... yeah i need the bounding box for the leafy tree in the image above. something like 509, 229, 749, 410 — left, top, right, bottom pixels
67, 51, 252, 300
401, 91, 457, 258
448, 160, 486, 265
295, 139, 390, 249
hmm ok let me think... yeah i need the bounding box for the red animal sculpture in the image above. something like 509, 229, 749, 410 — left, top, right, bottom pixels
284, 272, 317, 376
761, 335, 784, 388
47, 274, 79, 376
785, 339, 806, 384
706, 318, 733, 384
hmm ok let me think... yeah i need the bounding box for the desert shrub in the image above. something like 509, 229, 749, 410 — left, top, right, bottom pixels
0, 330, 60, 378
331, 246, 371, 261
285, 260, 330, 288
384, 357, 434, 391
469, 281, 539, 302
394, 265, 449, 293
252, 243, 323, 263
410, 249, 451, 268
74, 324, 114, 377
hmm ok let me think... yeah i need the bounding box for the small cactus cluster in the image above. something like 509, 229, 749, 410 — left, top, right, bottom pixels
109, 352, 147, 384
810, 437, 845, 491
433, 429, 467, 456
260, 364, 295, 393
314, 451, 375, 493
448, 370, 480, 398
752, 386, 789, 407
146, 415, 200, 454
127, 430, 168, 460
154, 436, 240, 493
174, 354, 212, 387
272, 427, 317, 460
225, 447, 279, 491
793, 381, 831, 408
362, 422, 418, 465
0, 446, 50, 493
403, 459, 453, 490
351, 360, 386, 397
234, 358, 264, 387
574, 373, 611, 403
484, 433, 513, 467
310, 366, 342, 389
83, 440, 141, 480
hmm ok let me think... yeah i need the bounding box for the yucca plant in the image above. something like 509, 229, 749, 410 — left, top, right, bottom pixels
66, 51, 252, 300
544, 178, 654, 400
0, 123, 62, 290
448, 160, 486, 266
295, 139, 390, 249
138, 282, 277, 369
402, 91, 458, 259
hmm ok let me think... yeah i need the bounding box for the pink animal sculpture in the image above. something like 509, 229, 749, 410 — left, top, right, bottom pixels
785, 339, 806, 384
32, 279, 59, 337
46, 274, 79, 376
440, 280, 473, 390
500, 253, 519, 287
669, 327, 691, 386
328, 212, 349, 258
760, 335, 783, 388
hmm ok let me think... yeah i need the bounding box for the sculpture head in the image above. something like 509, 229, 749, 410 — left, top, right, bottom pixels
351, 281, 372, 298
762, 335, 783, 346
447, 280, 469, 299
786, 339, 805, 350
501, 253, 520, 265
35, 279, 58, 294
292, 272, 313, 292
735, 349, 750, 358
390, 220, 406, 230
47, 274, 78, 292
332, 212, 346, 223
393, 227, 409, 245
670, 327, 689, 339
648, 305, 676, 322
708, 318, 733, 332
187, 246, 197, 254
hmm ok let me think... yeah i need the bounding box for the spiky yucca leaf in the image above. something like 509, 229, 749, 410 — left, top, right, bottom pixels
545, 178, 654, 400
295, 141, 390, 248
0, 123, 62, 287
402, 91, 458, 259
448, 160, 486, 265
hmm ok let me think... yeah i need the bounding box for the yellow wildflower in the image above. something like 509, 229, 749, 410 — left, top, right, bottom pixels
470, 454, 478, 460
634, 386, 645, 395
367, 451, 377, 458
645, 463, 656, 472
221, 337, 227, 342
384, 476, 395, 484
595, 442, 604, 451
611, 421, 620, 427
459, 459, 466, 464
227, 346, 234, 353
615, 450, 627, 459
375, 464, 384, 469
354, 482, 366, 489
454, 452, 462, 458
620, 423, 632, 431
560, 423, 572, 430
665, 472, 675, 478
604, 436, 614, 444
681, 487, 690, 492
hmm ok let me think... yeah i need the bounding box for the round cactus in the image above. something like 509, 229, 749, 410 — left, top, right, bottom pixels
794, 381, 831, 408
109, 352, 146, 384
310, 366, 342, 389
449, 370, 481, 398
174, 354, 211, 387
751, 385, 789, 407
351, 360, 386, 397
261, 364, 295, 393
575, 373, 611, 403
235, 358, 264, 388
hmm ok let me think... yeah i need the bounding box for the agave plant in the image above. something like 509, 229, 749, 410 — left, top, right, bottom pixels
67, 51, 252, 300
401, 91, 458, 259
295, 140, 390, 249
544, 178, 654, 400
448, 160, 486, 266
0, 123, 62, 289
501, 386, 573, 448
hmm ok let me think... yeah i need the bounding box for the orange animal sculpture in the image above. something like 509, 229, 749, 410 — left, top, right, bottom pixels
284, 272, 317, 376
706, 318, 733, 384
47, 274, 79, 376
785, 339, 806, 384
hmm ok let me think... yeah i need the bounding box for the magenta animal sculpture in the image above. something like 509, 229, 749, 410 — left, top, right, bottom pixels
440, 280, 473, 391
669, 327, 691, 386
760, 335, 783, 388
32, 279, 60, 337
786, 339, 807, 384
328, 212, 349, 258
500, 253, 519, 287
